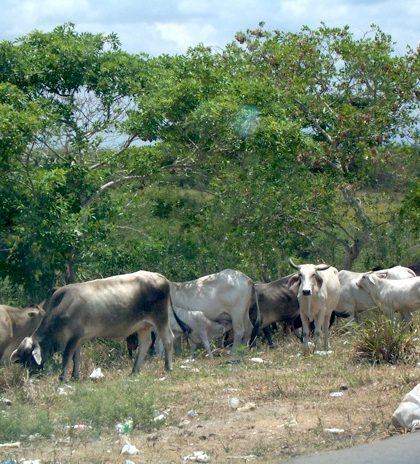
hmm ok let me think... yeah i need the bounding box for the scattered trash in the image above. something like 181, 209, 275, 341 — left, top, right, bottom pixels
315, 350, 334, 356
183, 450, 210, 462
287, 417, 298, 427
0, 459, 17, 464
228, 397, 240, 409
158, 376, 167, 381
57, 385, 73, 396
237, 402, 256, 412
20, 460, 41, 464
324, 428, 345, 434
329, 391, 344, 398
0, 442, 21, 449
0, 398, 12, 407
121, 443, 139, 455
115, 419, 134, 434
153, 409, 170, 422
187, 409, 199, 417
123, 460, 136, 464
89, 367, 104, 380
392, 383, 420, 429
249, 357, 264, 364
64, 424, 92, 432
340, 384, 349, 391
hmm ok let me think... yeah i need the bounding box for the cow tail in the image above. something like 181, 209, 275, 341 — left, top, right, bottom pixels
169, 294, 192, 337
249, 284, 261, 347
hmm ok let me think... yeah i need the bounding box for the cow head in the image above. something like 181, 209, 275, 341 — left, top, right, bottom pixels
356, 272, 379, 291
288, 258, 330, 297
10, 336, 43, 368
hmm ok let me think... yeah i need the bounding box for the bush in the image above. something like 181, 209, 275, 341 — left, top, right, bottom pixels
354, 312, 419, 365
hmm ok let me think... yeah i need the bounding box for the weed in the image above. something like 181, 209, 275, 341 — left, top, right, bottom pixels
354, 312, 419, 365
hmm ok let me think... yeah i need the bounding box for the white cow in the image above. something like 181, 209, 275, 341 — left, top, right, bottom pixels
337, 266, 416, 320
288, 259, 341, 350
170, 269, 255, 354
155, 306, 232, 358
356, 273, 420, 321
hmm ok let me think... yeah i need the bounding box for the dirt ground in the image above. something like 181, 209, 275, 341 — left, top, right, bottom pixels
0, 334, 418, 463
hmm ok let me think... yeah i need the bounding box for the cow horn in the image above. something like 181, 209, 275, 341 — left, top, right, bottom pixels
315, 264, 330, 271
288, 258, 300, 270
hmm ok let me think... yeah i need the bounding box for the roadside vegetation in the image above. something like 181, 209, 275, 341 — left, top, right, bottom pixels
0, 21, 418, 463
0, 322, 419, 462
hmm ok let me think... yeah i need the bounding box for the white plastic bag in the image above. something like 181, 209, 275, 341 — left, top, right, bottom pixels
392, 383, 420, 430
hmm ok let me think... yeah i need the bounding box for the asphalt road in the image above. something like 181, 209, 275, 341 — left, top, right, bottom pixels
284, 432, 420, 464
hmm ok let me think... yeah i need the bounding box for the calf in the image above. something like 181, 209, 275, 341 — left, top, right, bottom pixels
337, 266, 416, 320
356, 273, 420, 321
11, 271, 174, 381
155, 306, 231, 358
288, 259, 341, 350
0, 305, 45, 364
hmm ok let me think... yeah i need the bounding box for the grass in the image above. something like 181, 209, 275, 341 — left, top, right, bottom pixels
354, 311, 419, 365
0, 324, 419, 463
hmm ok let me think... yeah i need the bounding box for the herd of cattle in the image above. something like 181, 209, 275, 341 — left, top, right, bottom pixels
0, 260, 419, 381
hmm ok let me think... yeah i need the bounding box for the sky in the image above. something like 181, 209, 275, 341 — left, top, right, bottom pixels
1, 0, 418, 56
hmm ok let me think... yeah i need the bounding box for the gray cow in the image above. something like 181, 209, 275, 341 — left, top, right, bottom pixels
0, 304, 45, 364
11, 271, 174, 381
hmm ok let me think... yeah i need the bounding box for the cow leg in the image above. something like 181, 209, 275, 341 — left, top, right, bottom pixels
322, 312, 331, 351
313, 311, 325, 350
189, 340, 197, 358
155, 323, 174, 371
199, 332, 214, 358
60, 337, 80, 382
300, 312, 311, 348
230, 318, 245, 355
131, 328, 152, 375
263, 326, 274, 346
71, 347, 81, 380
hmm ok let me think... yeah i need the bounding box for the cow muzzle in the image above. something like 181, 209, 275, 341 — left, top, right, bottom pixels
302, 289, 311, 296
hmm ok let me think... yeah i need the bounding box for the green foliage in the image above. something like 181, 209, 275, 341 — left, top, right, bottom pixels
354, 313, 419, 364
62, 379, 160, 432
0, 377, 163, 442
0, 404, 54, 442
0, 23, 418, 297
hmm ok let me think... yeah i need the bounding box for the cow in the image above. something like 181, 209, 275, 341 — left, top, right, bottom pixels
247, 274, 300, 346
356, 272, 420, 321
169, 269, 256, 354
11, 271, 174, 381
0, 304, 45, 364
336, 266, 416, 321
288, 259, 341, 350
153, 306, 232, 358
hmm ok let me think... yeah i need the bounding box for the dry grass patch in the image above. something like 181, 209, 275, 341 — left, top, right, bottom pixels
0, 331, 419, 463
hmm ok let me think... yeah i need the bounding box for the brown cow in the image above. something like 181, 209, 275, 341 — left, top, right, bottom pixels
11, 270, 174, 381
0, 304, 45, 364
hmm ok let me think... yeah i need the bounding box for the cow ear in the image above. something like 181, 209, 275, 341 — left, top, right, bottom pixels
375, 272, 387, 279
287, 274, 300, 292
32, 343, 42, 365
368, 274, 376, 285
10, 348, 20, 363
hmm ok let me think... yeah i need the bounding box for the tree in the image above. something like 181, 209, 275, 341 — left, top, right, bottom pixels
125, 24, 418, 273
0, 24, 164, 299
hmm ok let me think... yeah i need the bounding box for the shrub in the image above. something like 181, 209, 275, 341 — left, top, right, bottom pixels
354, 312, 419, 365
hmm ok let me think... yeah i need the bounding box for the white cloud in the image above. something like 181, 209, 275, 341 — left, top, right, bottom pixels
155, 21, 217, 51
0, 0, 418, 55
